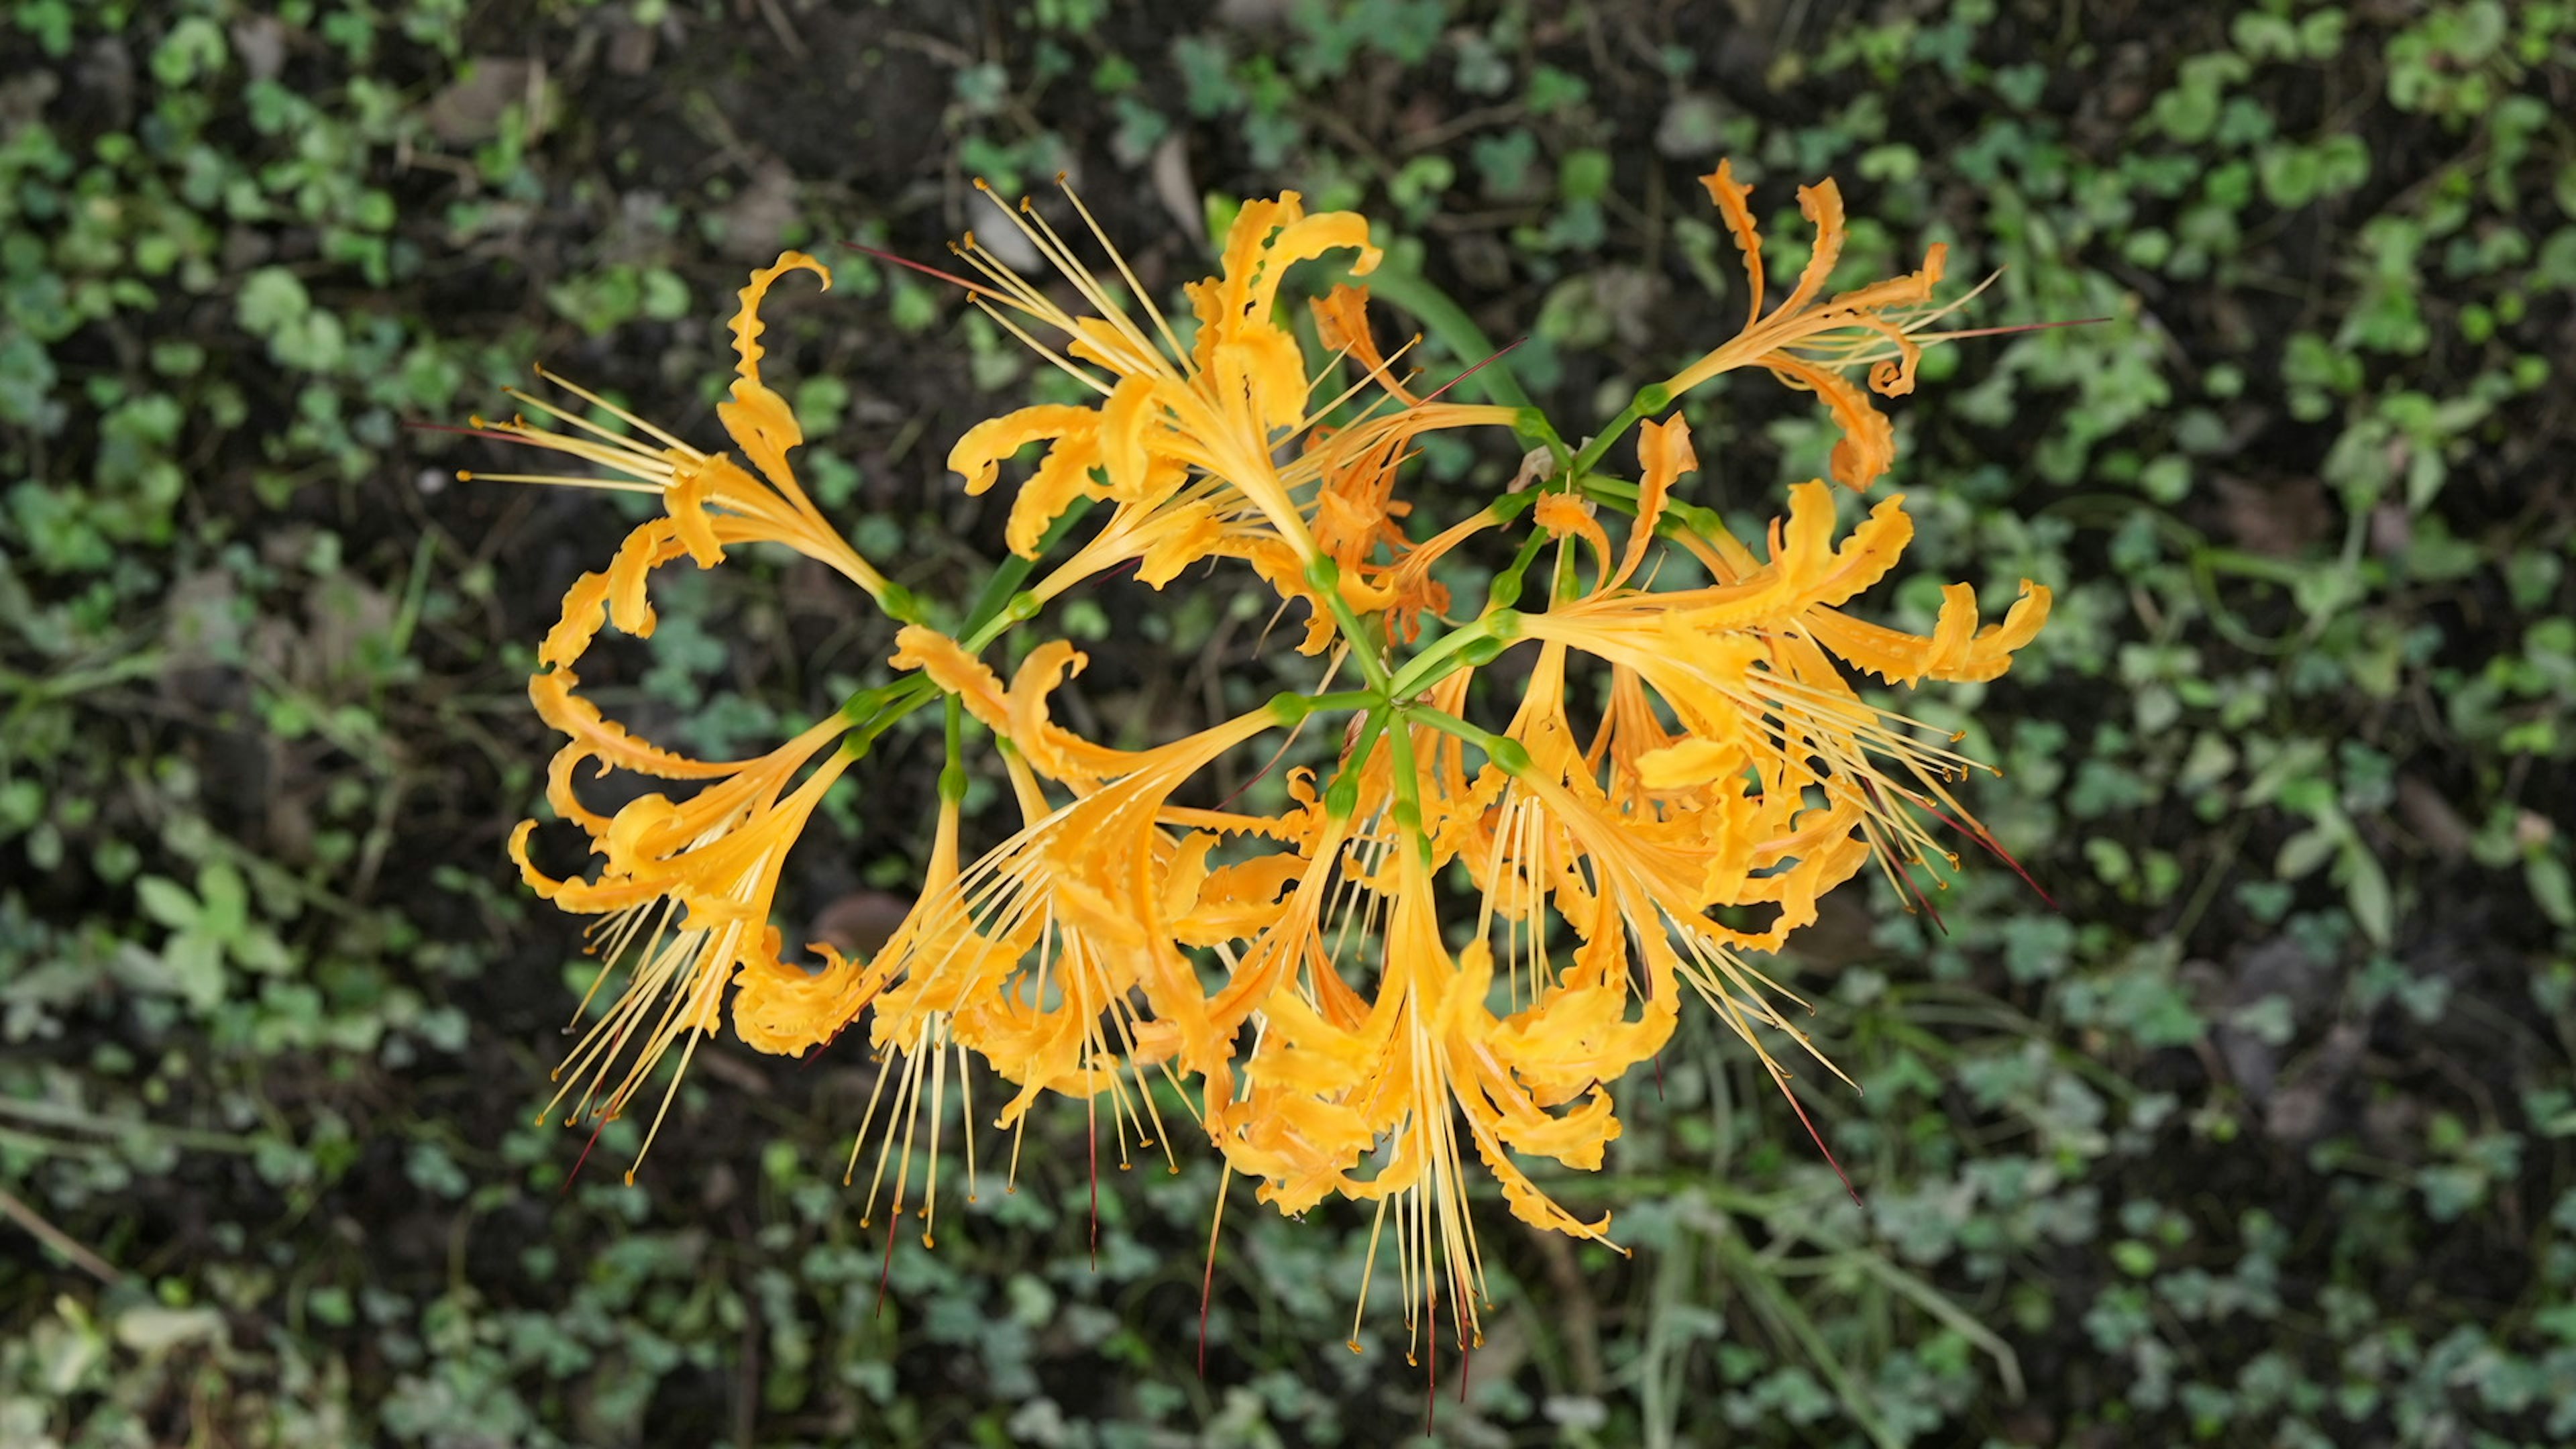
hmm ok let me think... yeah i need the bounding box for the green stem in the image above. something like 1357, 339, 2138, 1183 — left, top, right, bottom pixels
1405, 705, 1531, 777
1566, 382, 1673, 483
1483, 528, 1553, 614
1384, 610, 1521, 700
1384, 708, 1430, 865
1322, 708, 1388, 821
938, 695, 967, 804
1305, 555, 1395, 693
1305, 688, 1382, 714
960, 596, 1038, 655
1576, 475, 1641, 510
957, 497, 1099, 647
0, 651, 166, 702
835, 674, 937, 757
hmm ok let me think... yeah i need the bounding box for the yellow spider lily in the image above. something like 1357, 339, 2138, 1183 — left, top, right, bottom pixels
468, 159, 2066, 1373
460, 252, 892, 602
934, 184, 1517, 643
481, 255, 902, 1176
1520, 419, 2049, 910
1662, 162, 1964, 490
1210, 839, 1633, 1364
506, 706, 855, 1178
881, 627, 1277, 1082
508, 553, 857, 1175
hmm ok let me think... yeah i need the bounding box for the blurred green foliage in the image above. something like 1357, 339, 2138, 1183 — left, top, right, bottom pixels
3, 0, 2575, 1445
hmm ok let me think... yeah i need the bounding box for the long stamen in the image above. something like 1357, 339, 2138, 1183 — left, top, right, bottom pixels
502, 384, 684, 465
973, 180, 1171, 379
466, 412, 677, 480
1199, 1164, 1231, 1377
967, 298, 1116, 398
452, 470, 666, 494
998, 184, 1173, 380
922, 1016, 949, 1247
1055, 178, 1192, 369
530, 362, 702, 452
839, 239, 1012, 304
947, 235, 1076, 326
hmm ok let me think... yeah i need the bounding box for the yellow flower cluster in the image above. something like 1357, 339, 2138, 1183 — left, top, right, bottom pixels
474, 162, 2049, 1358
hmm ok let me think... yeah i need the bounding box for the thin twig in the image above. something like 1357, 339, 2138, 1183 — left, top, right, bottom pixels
0, 1186, 124, 1284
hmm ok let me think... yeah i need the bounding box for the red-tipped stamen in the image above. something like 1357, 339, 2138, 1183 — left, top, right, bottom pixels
875, 1212, 900, 1320
1910, 797, 2059, 911
841, 240, 1011, 304
1212, 723, 1309, 814
1423, 1279, 1438, 1438
1418, 335, 1526, 407
563, 1117, 610, 1196
1775, 1070, 1862, 1208
1854, 775, 1955, 932
1198, 1169, 1232, 1379
402, 418, 533, 447
1892, 857, 1950, 936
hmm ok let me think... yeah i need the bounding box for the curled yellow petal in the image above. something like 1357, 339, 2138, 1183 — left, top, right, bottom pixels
1804, 579, 2051, 686
890, 625, 1012, 737
1534, 492, 1614, 585
730, 250, 830, 389
1246, 211, 1381, 323
1004, 641, 1137, 785
607, 519, 696, 637
731, 943, 863, 1057
1310, 284, 1417, 405
540, 570, 614, 673
1007, 431, 1106, 558
529, 669, 734, 784
949, 405, 1098, 495
1614, 415, 1696, 589
1700, 160, 1766, 329
1779, 180, 1847, 319
1095, 374, 1161, 500
1132, 498, 1225, 588
1770, 356, 1898, 490
1633, 736, 1742, 790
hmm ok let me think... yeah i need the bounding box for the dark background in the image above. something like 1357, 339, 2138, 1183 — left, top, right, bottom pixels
3, 1, 2573, 1444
